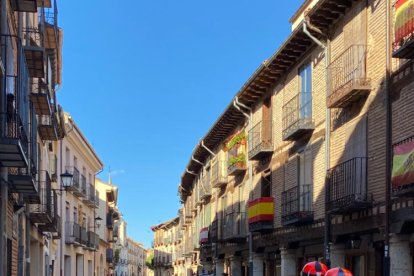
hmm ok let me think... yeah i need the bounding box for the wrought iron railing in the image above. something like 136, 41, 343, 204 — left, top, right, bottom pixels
281, 185, 313, 225
223, 212, 247, 241
65, 222, 81, 244
211, 161, 227, 187
282, 92, 313, 140
80, 226, 88, 246
327, 157, 370, 214
73, 167, 80, 189
29, 171, 52, 221
227, 146, 246, 175
248, 120, 273, 159
81, 175, 87, 195
327, 44, 370, 107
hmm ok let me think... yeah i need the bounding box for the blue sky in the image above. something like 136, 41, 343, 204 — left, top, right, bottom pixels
58, 0, 304, 247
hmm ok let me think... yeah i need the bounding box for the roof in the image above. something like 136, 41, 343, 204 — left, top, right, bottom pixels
151, 217, 179, 232
179, 0, 359, 201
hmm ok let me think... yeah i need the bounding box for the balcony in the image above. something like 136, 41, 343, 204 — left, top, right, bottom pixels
49, 154, 58, 182
80, 226, 88, 246
30, 79, 52, 116
39, 214, 61, 239
87, 231, 99, 250
28, 171, 52, 224
327, 44, 371, 108
83, 182, 97, 207
327, 157, 371, 214
22, 28, 44, 78
282, 93, 314, 141
37, 0, 51, 7
210, 219, 219, 242
68, 167, 84, 197
248, 197, 274, 232
226, 132, 247, 176
393, 0, 414, 58
248, 120, 273, 160
0, 45, 29, 168
38, 112, 58, 141
211, 161, 228, 188
199, 177, 212, 201
11, 0, 37, 12
199, 227, 210, 246
65, 222, 81, 245
281, 185, 313, 226
107, 210, 114, 229
223, 212, 247, 243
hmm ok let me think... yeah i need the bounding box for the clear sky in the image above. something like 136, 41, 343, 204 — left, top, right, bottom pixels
57, 0, 304, 248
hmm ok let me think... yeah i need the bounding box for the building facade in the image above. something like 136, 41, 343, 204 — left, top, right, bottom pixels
114, 213, 129, 276
154, 0, 414, 275
127, 238, 146, 276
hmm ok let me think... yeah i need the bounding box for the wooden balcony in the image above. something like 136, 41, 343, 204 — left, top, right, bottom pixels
327, 157, 371, 214
38, 113, 58, 141
30, 79, 52, 116
281, 185, 313, 226
282, 93, 314, 141
211, 161, 228, 188
248, 197, 274, 232
327, 45, 371, 108
23, 28, 44, 78
11, 0, 37, 12
248, 120, 273, 160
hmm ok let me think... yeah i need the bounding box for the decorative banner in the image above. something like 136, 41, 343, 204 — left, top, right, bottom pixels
199, 227, 209, 244
392, 139, 414, 188
394, 0, 414, 44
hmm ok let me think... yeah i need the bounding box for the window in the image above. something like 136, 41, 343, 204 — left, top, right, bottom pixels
65, 147, 70, 168
299, 63, 312, 120
261, 174, 272, 198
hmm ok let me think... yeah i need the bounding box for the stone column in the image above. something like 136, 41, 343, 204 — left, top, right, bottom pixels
330, 244, 346, 268
280, 249, 296, 276
214, 259, 224, 276
229, 256, 241, 276
251, 253, 264, 276
390, 235, 412, 276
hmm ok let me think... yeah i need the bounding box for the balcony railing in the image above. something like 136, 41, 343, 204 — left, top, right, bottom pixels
22, 28, 45, 78
30, 79, 52, 116
210, 219, 219, 242
69, 167, 84, 197
87, 231, 99, 250
80, 226, 88, 246
65, 222, 81, 245
199, 177, 212, 201
0, 37, 31, 168
282, 92, 314, 141
81, 175, 87, 195
328, 44, 371, 108
83, 183, 98, 207
223, 212, 247, 243
248, 120, 273, 160
327, 157, 371, 214
227, 147, 247, 176
211, 161, 228, 188
29, 171, 52, 223
281, 185, 313, 226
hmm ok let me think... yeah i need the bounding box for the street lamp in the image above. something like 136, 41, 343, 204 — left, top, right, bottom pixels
60, 171, 74, 190
95, 216, 102, 229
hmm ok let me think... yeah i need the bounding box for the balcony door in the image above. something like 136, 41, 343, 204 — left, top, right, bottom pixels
299, 63, 312, 121
299, 149, 312, 212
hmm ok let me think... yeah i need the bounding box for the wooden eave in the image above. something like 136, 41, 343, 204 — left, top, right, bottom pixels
179, 0, 358, 201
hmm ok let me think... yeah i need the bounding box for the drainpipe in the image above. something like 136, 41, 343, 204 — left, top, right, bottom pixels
0, 0, 8, 273
303, 20, 332, 268
233, 97, 253, 275
384, 0, 392, 275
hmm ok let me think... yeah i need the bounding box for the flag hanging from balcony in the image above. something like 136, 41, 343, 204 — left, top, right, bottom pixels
392, 139, 414, 188
394, 0, 414, 44
248, 197, 274, 232
199, 227, 209, 245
